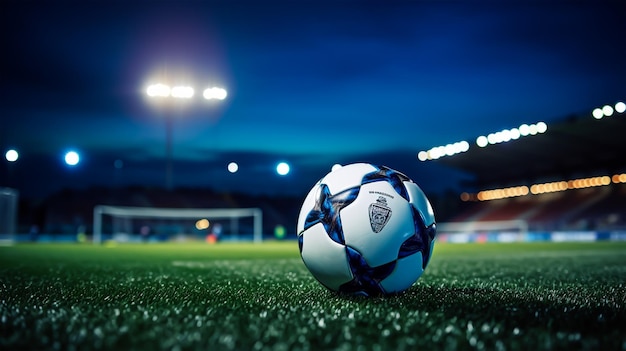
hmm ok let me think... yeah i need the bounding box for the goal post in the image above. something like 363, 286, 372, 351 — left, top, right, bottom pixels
93, 205, 263, 244
0, 187, 18, 245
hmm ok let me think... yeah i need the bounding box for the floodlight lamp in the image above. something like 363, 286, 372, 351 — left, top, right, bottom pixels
171, 86, 195, 99
203, 87, 228, 100
147, 83, 171, 97
615, 102, 626, 114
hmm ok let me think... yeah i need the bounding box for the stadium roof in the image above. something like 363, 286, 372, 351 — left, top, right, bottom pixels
436, 112, 626, 188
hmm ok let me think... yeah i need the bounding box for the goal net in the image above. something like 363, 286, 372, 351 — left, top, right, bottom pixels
93, 205, 263, 244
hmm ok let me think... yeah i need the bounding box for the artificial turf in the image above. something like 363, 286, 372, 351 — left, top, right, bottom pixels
0, 241, 625, 350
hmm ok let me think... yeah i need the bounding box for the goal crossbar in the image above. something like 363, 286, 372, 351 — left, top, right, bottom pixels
93, 205, 263, 244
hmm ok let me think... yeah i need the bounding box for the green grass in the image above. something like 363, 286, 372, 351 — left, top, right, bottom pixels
1, 242, 625, 350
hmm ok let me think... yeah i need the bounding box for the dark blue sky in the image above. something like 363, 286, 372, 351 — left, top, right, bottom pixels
1, 0, 625, 199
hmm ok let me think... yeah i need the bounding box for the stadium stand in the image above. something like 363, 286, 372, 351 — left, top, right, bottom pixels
439, 104, 626, 235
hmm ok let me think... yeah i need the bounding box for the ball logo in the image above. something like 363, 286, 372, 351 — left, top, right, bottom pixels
369, 196, 392, 233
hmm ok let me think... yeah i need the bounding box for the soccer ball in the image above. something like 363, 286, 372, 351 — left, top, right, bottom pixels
296, 163, 436, 296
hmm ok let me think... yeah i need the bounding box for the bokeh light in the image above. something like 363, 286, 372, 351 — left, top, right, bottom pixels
203, 87, 228, 100
519, 124, 530, 136
602, 105, 614, 117
536, 121, 547, 133
64, 151, 80, 166
146, 83, 170, 97
592, 108, 604, 119
276, 162, 290, 176
195, 219, 210, 230
171, 86, 194, 99
228, 162, 239, 173
476, 136, 488, 147
5, 149, 18, 162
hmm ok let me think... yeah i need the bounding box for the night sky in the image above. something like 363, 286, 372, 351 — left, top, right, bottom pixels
1, 0, 625, 199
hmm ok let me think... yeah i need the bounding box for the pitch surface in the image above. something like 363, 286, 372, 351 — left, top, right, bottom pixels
1, 242, 625, 350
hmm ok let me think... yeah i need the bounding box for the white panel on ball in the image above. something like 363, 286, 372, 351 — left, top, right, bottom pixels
322, 163, 377, 195
340, 181, 414, 267
300, 223, 353, 290
404, 181, 435, 226
380, 252, 424, 293
296, 182, 321, 234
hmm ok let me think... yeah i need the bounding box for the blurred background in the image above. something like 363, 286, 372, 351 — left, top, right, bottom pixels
1, 0, 624, 243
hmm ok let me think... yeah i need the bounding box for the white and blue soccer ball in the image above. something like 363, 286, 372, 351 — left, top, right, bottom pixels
297, 163, 436, 296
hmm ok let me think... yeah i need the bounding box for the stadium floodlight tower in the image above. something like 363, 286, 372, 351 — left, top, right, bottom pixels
146, 82, 227, 190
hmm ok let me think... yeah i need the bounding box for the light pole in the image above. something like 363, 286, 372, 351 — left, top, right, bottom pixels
146, 83, 227, 190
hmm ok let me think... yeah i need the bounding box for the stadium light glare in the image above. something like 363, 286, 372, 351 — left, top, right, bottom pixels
592, 108, 604, 119
276, 162, 290, 176
418, 139, 470, 162
461, 140, 469, 152
417, 151, 428, 161
510, 128, 520, 140
147, 83, 171, 97
203, 87, 228, 100
536, 122, 545, 133
171, 86, 195, 99
5, 149, 18, 162
64, 151, 80, 166
445, 144, 455, 156
195, 219, 210, 231
519, 124, 530, 136
476, 136, 488, 147
227, 162, 239, 173
429, 148, 440, 160
602, 105, 614, 117
615, 102, 626, 113
501, 129, 512, 142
